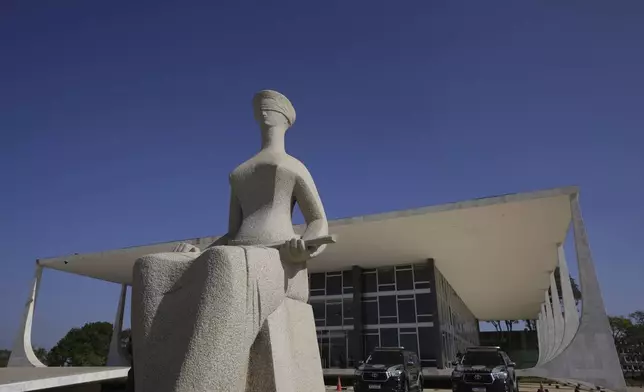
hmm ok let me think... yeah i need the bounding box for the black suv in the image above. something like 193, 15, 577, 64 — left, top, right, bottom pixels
451, 346, 518, 392
354, 347, 423, 392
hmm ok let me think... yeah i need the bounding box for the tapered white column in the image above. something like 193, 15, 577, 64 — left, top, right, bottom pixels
558, 244, 579, 349
550, 271, 565, 357
8, 265, 46, 367
107, 284, 129, 366
536, 312, 545, 366
544, 291, 555, 362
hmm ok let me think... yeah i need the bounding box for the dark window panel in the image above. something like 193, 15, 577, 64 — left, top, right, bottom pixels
396, 269, 414, 291
343, 298, 353, 320
311, 289, 325, 297
398, 294, 414, 299
363, 300, 379, 325
400, 327, 416, 333
348, 332, 357, 367
330, 335, 347, 368
343, 287, 354, 294
396, 265, 412, 270
419, 327, 435, 361
417, 315, 433, 323
326, 275, 342, 296
416, 294, 432, 315
398, 299, 417, 324
414, 264, 430, 282
421, 359, 437, 367
312, 302, 325, 320
343, 270, 353, 287
310, 273, 325, 290
415, 282, 431, 289
315, 319, 325, 327
318, 334, 329, 368
379, 316, 398, 324
364, 329, 379, 334
400, 333, 419, 355
362, 273, 377, 293
364, 334, 380, 358
378, 268, 395, 285
380, 328, 399, 348
378, 296, 397, 317
326, 303, 343, 326
379, 284, 396, 292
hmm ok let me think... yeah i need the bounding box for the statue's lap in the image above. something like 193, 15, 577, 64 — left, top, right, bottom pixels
131, 245, 313, 391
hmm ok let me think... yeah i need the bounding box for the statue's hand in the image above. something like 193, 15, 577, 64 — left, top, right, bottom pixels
172, 242, 201, 253
279, 238, 312, 263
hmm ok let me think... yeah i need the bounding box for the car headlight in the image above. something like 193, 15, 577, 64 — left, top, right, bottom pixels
492, 371, 508, 380
355, 369, 363, 376
452, 370, 463, 378
387, 365, 403, 377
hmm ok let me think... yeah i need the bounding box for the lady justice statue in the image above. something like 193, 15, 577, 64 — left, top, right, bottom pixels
131, 90, 333, 392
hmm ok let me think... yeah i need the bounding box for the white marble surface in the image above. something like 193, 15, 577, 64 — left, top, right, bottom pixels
0, 367, 128, 392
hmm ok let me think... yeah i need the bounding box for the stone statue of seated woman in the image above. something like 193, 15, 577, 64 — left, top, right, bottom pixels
131, 90, 332, 392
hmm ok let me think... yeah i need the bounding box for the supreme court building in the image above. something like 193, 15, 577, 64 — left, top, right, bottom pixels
3, 186, 627, 392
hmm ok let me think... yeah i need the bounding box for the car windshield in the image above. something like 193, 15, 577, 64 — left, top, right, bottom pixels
461, 351, 504, 367
365, 351, 403, 366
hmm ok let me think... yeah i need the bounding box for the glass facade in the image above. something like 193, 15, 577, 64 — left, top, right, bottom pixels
309, 263, 439, 369
434, 264, 479, 367
308, 261, 477, 370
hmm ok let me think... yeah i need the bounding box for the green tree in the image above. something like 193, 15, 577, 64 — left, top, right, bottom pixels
34, 347, 48, 365
46, 322, 113, 366
0, 349, 11, 367
630, 311, 644, 326
609, 316, 634, 351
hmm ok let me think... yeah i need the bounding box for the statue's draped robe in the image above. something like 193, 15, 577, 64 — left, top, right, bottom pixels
132, 245, 318, 392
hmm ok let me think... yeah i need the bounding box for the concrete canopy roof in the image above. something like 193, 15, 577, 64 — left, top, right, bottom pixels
37, 186, 577, 321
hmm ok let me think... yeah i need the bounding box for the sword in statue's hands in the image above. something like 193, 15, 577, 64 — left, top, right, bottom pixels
265, 234, 337, 251
271, 234, 337, 263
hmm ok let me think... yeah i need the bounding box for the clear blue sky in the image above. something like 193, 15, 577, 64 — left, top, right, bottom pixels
1, 1, 642, 349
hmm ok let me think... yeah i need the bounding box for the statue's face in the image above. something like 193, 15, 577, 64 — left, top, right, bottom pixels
256, 109, 289, 128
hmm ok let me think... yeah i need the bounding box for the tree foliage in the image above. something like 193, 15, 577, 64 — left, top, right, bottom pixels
609, 312, 644, 355
0, 349, 10, 367
46, 322, 114, 367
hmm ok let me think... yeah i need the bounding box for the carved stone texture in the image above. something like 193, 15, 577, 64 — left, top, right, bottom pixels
131, 90, 328, 392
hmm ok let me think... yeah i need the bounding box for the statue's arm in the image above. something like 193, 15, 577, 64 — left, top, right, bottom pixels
206, 188, 242, 248
294, 167, 329, 258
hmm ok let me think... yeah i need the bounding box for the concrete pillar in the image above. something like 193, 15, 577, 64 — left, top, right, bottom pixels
544, 291, 555, 362
351, 265, 364, 363
8, 265, 46, 367
536, 312, 545, 366
427, 258, 444, 368
521, 193, 627, 392
558, 244, 580, 350
107, 284, 129, 366
550, 271, 565, 357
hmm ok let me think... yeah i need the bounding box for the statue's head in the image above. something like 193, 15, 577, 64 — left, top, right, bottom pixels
253, 90, 296, 129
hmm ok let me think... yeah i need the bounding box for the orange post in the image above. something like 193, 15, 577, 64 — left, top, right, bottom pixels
336, 376, 342, 391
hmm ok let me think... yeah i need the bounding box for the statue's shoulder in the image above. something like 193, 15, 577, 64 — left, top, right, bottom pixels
283, 154, 316, 184
283, 154, 311, 175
